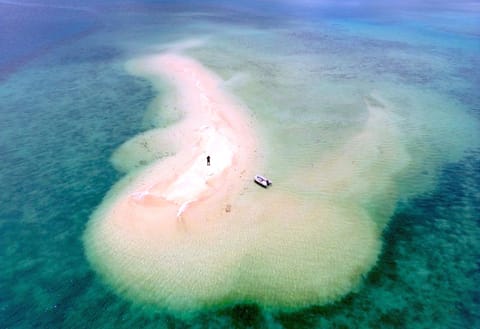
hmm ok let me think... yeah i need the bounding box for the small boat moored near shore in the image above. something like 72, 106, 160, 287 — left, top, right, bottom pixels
254, 174, 272, 188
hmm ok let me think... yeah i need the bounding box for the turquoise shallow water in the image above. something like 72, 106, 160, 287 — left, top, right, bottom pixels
0, 1, 479, 328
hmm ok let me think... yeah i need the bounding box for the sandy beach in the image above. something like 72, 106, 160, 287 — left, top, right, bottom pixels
101, 53, 259, 238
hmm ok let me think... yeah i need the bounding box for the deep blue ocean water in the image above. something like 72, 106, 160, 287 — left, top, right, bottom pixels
0, 1, 479, 328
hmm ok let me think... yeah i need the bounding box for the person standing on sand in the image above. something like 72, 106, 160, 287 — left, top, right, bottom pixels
207, 155, 211, 166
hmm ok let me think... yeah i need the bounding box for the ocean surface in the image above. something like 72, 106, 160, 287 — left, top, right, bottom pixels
0, 0, 479, 328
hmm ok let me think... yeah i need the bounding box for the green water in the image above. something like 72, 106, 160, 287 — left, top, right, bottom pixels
1, 1, 479, 328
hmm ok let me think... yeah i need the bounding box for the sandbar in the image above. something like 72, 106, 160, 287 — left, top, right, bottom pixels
83, 50, 404, 313
106, 53, 258, 236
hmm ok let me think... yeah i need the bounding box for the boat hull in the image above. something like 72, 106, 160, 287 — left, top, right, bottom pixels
254, 175, 272, 188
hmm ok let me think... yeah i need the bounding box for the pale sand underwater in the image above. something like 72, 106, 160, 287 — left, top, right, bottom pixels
84, 46, 411, 312
2, 1, 479, 327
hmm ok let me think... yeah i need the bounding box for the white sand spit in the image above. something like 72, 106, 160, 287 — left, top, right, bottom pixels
84, 51, 408, 313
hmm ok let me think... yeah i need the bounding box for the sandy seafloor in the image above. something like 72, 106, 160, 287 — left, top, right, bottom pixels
0, 0, 479, 328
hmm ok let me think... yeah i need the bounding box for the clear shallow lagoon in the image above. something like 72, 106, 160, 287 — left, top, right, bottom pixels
0, 1, 479, 328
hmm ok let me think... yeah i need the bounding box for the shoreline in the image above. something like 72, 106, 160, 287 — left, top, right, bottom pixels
99, 52, 260, 236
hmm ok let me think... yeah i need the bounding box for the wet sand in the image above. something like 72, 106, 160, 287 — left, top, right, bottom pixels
105, 53, 259, 237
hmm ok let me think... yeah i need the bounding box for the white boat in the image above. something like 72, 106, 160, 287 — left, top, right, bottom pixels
254, 174, 272, 188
